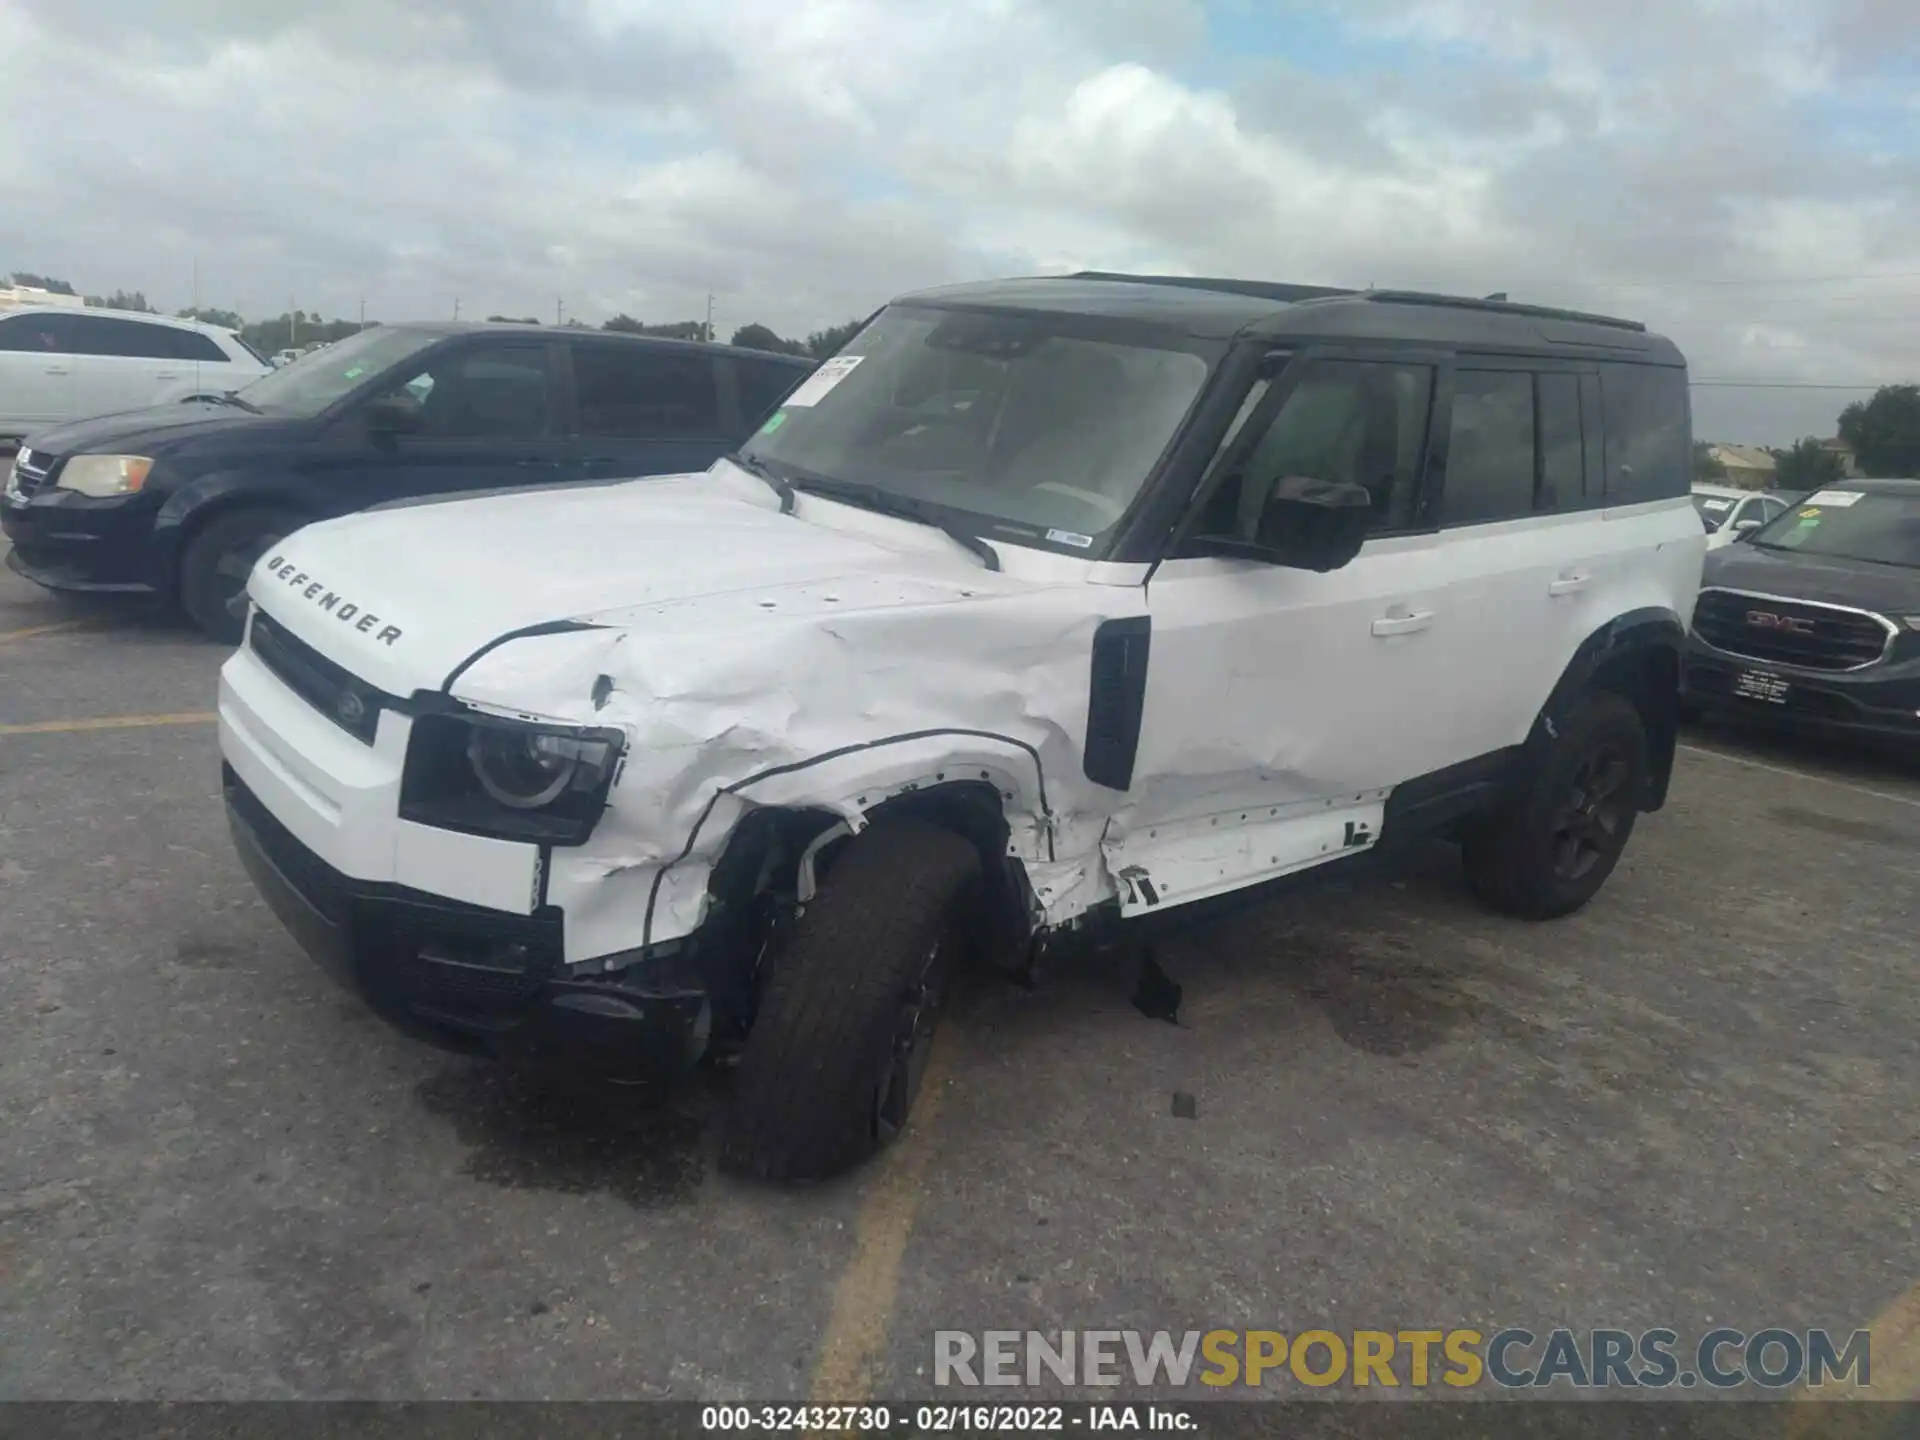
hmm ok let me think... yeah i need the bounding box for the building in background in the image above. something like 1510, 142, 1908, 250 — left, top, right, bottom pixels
0, 284, 84, 312
1817, 438, 1862, 478
1705, 443, 1778, 489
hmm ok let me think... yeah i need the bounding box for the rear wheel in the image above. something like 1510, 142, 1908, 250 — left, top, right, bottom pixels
179, 508, 301, 644
721, 816, 980, 1182
1463, 691, 1649, 920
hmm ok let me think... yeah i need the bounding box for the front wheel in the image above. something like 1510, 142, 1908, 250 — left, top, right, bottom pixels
721, 816, 980, 1182
1462, 691, 1650, 920
178, 508, 301, 644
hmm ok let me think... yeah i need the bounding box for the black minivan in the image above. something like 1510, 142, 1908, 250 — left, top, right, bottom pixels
1, 323, 815, 640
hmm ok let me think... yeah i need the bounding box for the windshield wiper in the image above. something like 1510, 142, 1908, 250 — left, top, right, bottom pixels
724, 451, 794, 514
198, 390, 262, 414
792, 477, 1000, 572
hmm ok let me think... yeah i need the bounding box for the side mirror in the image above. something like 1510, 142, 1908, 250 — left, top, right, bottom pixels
1733, 518, 1763, 540
364, 395, 422, 437
1193, 475, 1375, 573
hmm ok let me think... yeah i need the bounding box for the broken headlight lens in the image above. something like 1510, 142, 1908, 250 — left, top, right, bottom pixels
401, 711, 625, 846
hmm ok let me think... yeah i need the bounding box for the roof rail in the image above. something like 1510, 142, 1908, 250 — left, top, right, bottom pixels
1069, 271, 1359, 305
1363, 290, 1647, 333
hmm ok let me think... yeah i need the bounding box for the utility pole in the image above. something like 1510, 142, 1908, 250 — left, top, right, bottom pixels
556, 296, 565, 326
705, 290, 715, 343
452, 296, 461, 321
359, 296, 366, 328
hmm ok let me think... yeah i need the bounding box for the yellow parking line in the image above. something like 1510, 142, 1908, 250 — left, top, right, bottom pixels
1780, 1280, 1920, 1438
808, 1041, 956, 1406
0, 711, 217, 736
0, 617, 99, 645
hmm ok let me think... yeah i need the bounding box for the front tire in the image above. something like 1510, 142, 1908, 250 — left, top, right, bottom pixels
179, 508, 301, 644
721, 816, 980, 1182
1463, 691, 1649, 920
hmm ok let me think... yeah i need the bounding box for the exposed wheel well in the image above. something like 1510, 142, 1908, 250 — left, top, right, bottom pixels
702, 782, 1037, 1005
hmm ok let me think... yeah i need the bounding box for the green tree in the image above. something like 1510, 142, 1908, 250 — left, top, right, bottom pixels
86, 290, 155, 312
240, 311, 364, 355
1770, 437, 1846, 491
805, 318, 865, 358
1837, 385, 1920, 477
729, 322, 806, 355
1692, 441, 1725, 482
10, 272, 75, 294
603, 315, 707, 340
178, 306, 246, 330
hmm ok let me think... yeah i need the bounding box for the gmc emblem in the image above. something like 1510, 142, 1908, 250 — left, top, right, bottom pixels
1746, 610, 1815, 634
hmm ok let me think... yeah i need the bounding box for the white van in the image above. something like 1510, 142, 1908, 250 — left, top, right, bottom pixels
0, 306, 268, 440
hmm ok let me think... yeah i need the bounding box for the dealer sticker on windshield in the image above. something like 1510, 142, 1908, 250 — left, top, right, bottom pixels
1046, 528, 1095, 549
1803, 490, 1863, 508
781, 355, 864, 408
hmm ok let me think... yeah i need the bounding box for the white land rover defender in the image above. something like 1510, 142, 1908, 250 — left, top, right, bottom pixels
219, 273, 1704, 1180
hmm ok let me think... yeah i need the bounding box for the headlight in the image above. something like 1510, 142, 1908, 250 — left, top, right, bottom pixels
468, 727, 618, 810
56, 454, 153, 497
401, 711, 625, 845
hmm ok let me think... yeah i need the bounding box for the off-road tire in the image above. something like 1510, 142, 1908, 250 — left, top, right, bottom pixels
721, 816, 980, 1182
179, 507, 301, 644
1463, 690, 1649, 921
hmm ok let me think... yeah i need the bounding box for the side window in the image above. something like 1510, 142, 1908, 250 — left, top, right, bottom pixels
0, 315, 67, 352
60, 314, 176, 358
164, 328, 231, 363
737, 360, 806, 427
381, 344, 551, 439
572, 344, 722, 438
1599, 363, 1691, 502
1192, 359, 1433, 541
1440, 370, 1535, 525
1537, 372, 1585, 511
0, 314, 76, 353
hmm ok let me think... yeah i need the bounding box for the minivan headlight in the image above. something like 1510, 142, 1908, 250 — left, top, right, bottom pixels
401, 711, 625, 845
56, 454, 153, 497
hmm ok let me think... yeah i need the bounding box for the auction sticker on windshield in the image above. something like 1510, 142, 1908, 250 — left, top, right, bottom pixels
781, 355, 864, 407
1804, 490, 1863, 507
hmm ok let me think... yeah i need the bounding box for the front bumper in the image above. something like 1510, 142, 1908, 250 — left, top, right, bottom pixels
1683, 635, 1920, 743
2, 490, 160, 594
225, 766, 713, 1081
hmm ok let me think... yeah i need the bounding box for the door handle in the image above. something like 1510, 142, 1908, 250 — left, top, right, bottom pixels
1371, 609, 1435, 637
1549, 573, 1592, 597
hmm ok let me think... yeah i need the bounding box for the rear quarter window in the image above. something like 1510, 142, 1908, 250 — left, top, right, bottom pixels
165, 327, 233, 363
1599, 363, 1690, 503
737, 358, 809, 428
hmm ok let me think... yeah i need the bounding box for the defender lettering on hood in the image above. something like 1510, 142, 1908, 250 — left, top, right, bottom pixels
262, 555, 403, 646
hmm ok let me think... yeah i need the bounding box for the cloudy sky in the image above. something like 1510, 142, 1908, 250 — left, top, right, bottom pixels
1, 0, 1915, 444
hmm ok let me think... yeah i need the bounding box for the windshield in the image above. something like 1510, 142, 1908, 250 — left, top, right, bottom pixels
1748, 490, 1920, 567
737, 303, 1215, 553
1692, 493, 1736, 533
232, 327, 443, 416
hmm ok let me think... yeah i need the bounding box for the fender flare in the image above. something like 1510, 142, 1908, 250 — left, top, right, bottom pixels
1534, 606, 1688, 809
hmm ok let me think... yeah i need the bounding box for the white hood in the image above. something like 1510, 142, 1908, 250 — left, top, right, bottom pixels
246, 472, 1026, 697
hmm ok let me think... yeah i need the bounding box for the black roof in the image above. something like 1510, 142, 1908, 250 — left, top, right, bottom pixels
895, 271, 1682, 363
377, 320, 815, 367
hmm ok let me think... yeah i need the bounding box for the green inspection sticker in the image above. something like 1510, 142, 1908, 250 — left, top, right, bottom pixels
759, 410, 788, 434
342, 365, 366, 379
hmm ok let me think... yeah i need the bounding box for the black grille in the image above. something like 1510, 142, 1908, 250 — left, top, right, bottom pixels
250, 611, 392, 744
1692, 589, 1892, 673
7, 447, 56, 499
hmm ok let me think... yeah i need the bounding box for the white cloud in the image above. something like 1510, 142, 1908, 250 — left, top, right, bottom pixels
0, 0, 1915, 442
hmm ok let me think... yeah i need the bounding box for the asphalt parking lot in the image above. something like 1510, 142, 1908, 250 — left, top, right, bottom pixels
3, 547, 1917, 1407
